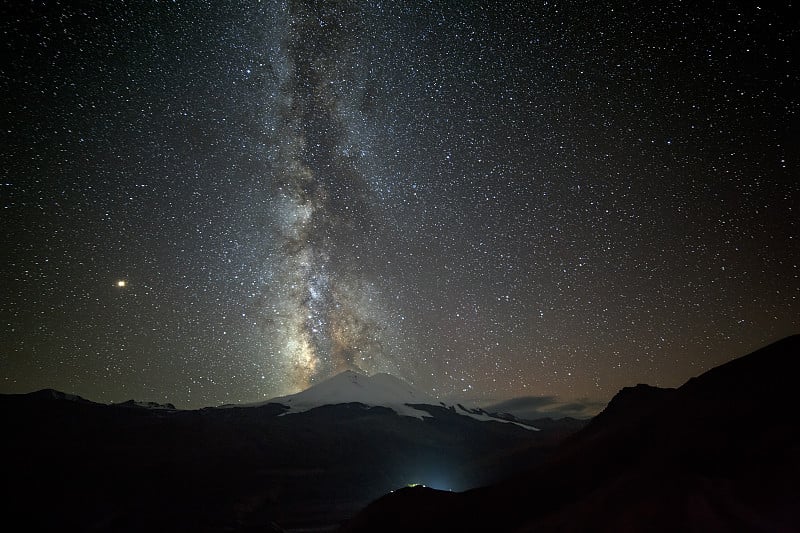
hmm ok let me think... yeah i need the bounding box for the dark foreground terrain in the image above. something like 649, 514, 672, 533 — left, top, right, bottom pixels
342, 335, 800, 532
5, 336, 796, 532
1, 386, 577, 532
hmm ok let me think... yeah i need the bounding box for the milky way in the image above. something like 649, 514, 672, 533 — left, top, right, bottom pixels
1, 1, 797, 409
262, 3, 397, 389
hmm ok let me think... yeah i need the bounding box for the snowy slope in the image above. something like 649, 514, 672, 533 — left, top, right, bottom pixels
265, 370, 538, 430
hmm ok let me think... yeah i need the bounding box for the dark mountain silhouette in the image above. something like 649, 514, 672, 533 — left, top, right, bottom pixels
114, 399, 178, 409
342, 335, 800, 532
0, 377, 578, 532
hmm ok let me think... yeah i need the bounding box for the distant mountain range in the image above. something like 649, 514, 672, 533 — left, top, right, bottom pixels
1, 368, 578, 532
342, 335, 800, 532
5, 336, 796, 532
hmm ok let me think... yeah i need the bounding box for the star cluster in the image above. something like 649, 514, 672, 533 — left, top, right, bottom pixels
1, 1, 797, 410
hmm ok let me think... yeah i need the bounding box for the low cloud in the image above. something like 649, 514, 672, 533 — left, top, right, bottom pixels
482, 395, 607, 420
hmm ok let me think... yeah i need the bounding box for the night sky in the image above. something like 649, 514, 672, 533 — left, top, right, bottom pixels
2, 1, 797, 412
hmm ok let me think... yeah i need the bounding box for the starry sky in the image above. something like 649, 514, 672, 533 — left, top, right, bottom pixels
1, 0, 797, 412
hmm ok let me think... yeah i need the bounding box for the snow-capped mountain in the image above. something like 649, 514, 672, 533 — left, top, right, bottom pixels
267, 370, 434, 419
265, 370, 538, 430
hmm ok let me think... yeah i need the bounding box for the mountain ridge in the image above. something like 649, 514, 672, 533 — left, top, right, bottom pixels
341, 334, 800, 532
6, 371, 540, 429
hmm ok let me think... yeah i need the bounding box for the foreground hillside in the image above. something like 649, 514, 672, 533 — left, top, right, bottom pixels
343, 335, 800, 532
